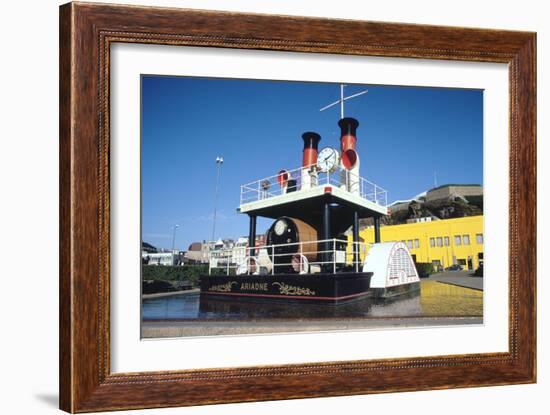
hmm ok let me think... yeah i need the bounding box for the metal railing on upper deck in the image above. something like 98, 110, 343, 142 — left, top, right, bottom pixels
208, 238, 367, 276
240, 165, 387, 207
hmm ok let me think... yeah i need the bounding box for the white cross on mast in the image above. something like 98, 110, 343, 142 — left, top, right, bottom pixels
320, 84, 368, 119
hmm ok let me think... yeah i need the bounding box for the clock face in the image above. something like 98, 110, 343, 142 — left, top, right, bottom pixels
317, 147, 339, 173
274, 219, 287, 236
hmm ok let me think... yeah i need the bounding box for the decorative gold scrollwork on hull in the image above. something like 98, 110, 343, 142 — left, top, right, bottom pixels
272, 282, 316, 296
209, 281, 237, 292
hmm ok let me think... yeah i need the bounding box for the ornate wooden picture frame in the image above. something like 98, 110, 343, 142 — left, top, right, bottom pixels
59, 2, 536, 412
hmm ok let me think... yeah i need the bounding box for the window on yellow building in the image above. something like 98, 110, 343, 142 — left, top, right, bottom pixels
414, 239, 420, 248
476, 233, 484, 244
407, 240, 413, 249
444, 236, 450, 246
430, 238, 435, 247
436, 237, 443, 247
454, 235, 462, 246
463, 235, 470, 245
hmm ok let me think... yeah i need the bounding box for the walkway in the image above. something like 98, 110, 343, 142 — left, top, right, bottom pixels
429, 271, 483, 291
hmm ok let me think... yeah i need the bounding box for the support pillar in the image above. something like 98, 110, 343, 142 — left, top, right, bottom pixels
248, 215, 257, 256
322, 202, 331, 267
374, 216, 381, 243
353, 211, 360, 269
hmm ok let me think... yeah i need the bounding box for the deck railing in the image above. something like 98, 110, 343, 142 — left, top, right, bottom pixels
240, 164, 387, 207
208, 238, 367, 276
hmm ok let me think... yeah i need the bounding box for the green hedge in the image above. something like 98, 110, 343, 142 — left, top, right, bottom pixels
142, 264, 208, 287
142, 279, 176, 294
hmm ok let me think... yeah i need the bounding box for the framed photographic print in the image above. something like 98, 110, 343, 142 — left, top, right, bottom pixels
59, 2, 536, 412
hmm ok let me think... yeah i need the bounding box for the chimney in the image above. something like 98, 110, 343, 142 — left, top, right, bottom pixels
338, 117, 359, 169
301, 132, 321, 168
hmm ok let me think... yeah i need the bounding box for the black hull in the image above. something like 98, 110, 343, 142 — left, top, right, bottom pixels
200, 272, 373, 304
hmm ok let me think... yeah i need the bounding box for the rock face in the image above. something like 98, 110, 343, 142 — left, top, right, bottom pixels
361, 198, 482, 227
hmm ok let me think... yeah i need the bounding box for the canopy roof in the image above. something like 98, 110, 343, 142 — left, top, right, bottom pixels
238, 185, 387, 236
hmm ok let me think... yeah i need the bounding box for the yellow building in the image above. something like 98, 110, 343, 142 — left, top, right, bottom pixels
356, 215, 484, 271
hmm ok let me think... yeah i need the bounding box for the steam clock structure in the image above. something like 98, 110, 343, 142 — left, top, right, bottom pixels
200, 114, 420, 303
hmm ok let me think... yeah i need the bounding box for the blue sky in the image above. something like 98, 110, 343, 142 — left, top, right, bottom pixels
141, 76, 483, 251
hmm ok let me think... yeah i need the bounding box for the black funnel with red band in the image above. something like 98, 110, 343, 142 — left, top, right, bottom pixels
301, 132, 321, 168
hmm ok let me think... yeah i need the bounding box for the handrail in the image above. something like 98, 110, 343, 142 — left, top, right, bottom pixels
239, 164, 387, 207
208, 238, 367, 276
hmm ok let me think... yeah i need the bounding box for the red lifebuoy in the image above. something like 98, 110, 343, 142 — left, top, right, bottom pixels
277, 169, 289, 187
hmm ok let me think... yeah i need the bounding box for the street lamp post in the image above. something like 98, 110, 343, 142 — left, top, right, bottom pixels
211, 156, 224, 242
171, 224, 179, 266
171, 223, 179, 249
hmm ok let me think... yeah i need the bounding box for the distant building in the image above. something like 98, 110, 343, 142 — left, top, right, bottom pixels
231, 237, 249, 265
426, 184, 483, 204
142, 251, 185, 266
184, 234, 271, 269
184, 240, 237, 264
208, 239, 235, 267
229, 235, 267, 264
204, 235, 268, 267
185, 242, 208, 263
200, 241, 214, 263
